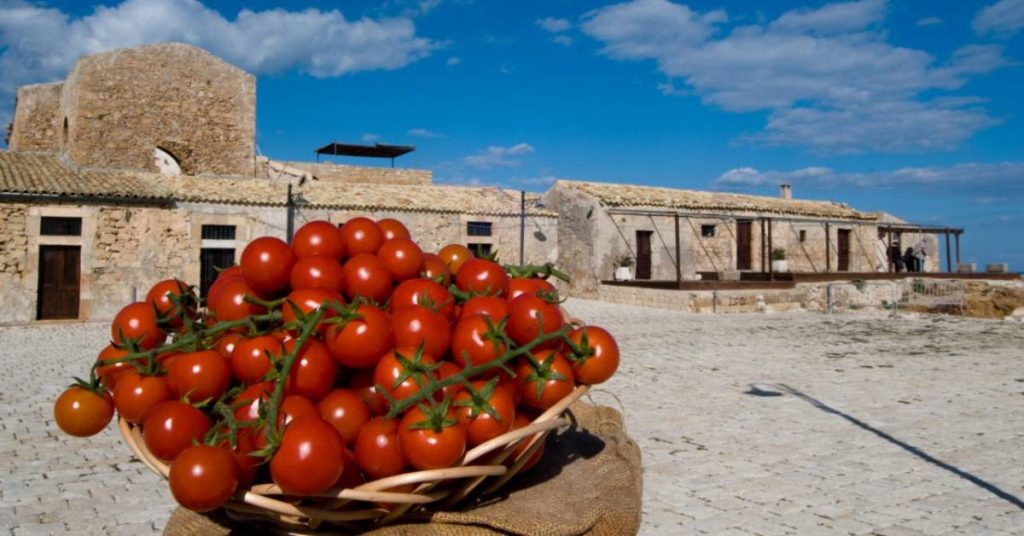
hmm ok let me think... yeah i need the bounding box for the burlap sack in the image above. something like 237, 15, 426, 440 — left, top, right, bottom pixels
163, 402, 642, 535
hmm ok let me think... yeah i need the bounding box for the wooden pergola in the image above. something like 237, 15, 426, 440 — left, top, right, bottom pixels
878, 224, 964, 273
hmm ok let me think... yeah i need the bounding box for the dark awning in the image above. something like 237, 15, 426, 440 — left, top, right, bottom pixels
315, 142, 415, 159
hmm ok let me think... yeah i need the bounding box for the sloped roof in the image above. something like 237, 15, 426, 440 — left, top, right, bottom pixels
556, 180, 874, 220
0, 151, 555, 217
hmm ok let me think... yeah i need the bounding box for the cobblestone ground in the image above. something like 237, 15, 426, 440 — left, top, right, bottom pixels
2, 301, 1023, 535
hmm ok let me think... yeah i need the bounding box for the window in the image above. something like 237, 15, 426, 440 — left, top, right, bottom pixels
799, 230, 807, 242
468, 243, 492, 257
467, 221, 492, 237
41, 216, 82, 236
199, 248, 235, 298
701, 224, 716, 237
202, 225, 236, 240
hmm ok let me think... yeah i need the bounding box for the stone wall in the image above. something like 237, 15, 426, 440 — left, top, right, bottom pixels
264, 160, 432, 185
61, 43, 256, 176
8, 83, 63, 152
596, 283, 811, 313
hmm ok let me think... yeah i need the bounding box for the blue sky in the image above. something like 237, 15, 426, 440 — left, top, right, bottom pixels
2, 0, 1023, 269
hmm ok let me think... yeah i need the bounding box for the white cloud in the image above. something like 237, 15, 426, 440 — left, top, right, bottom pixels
916, 16, 942, 26
713, 162, 1024, 192
447, 56, 461, 66
463, 143, 535, 168
552, 35, 573, 46
407, 127, 444, 138
0, 0, 437, 127
581, 0, 1007, 153
362, 133, 381, 143
974, 0, 1024, 35
537, 17, 572, 33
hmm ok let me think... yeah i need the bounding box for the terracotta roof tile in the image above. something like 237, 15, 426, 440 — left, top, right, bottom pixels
0, 151, 167, 200
556, 180, 874, 220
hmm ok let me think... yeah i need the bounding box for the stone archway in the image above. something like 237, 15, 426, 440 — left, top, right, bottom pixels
154, 147, 182, 176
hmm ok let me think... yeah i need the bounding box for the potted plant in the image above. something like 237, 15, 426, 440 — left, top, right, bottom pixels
614, 255, 635, 281
771, 248, 789, 272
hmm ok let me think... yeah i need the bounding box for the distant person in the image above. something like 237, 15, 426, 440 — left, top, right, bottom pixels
904, 247, 916, 273
912, 241, 927, 272
889, 243, 904, 272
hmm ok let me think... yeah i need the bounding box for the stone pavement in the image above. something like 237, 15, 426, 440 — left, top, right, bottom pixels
2, 302, 1023, 535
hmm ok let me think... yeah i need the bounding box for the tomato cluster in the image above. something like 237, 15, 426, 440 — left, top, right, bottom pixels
53, 217, 620, 513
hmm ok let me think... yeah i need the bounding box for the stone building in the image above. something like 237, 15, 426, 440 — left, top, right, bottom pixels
0, 44, 555, 324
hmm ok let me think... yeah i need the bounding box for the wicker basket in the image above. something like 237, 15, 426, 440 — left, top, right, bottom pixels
119, 384, 590, 531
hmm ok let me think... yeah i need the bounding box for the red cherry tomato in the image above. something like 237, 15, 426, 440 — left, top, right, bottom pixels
355, 417, 407, 479
349, 369, 388, 416
459, 296, 510, 322
214, 333, 243, 360
438, 244, 473, 274
289, 255, 345, 293
220, 426, 261, 486
240, 236, 296, 296
390, 278, 455, 320
507, 412, 544, 471
506, 294, 564, 347
270, 417, 346, 495
451, 315, 506, 368
435, 361, 466, 402
377, 238, 424, 282
318, 389, 370, 445
292, 220, 345, 260
96, 344, 134, 391
399, 405, 467, 470
325, 304, 393, 369
391, 306, 451, 359
373, 347, 437, 404
507, 277, 556, 300
455, 259, 509, 297
455, 380, 517, 446
146, 279, 193, 325
111, 302, 164, 349
378, 218, 411, 241
567, 326, 621, 385
143, 401, 212, 462
280, 288, 344, 336
166, 350, 232, 402
340, 217, 384, 256
232, 382, 273, 423
53, 386, 114, 437
168, 445, 239, 512
517, 351, 576, 411
284, 338, 338, 402
231, 335, 283, 385
207, 277, 266, 323
420, 253, 451, 286
113, 372, 170, 425
342, 254, 393, 304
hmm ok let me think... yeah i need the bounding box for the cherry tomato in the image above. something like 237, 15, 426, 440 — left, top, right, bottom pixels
284, 338, 338, 402
318, 389, 370, 445
438, 244, 473, 274
398, 405, 467, 470
214, 333, 243, 361
377, 238, 424, 282
146, 279, 193, 325
355, 417, 407, 479
96, 344, 134, 391
342, 254, 393, 304
391, 306, 451, 359
373, 347, 437, 404
378, 218, 411, 241
567, 326, 620, 385
206, 268, 243, 302
507, 278, 556, 300
455, 380, 516, 446
111, 302, 164, 349
290, 255, 345, 293
207, 277, 266, 323
349, 369, 388, 416
459, 296, 509, 322
231, 335, 283, 385
166, 350, 232, 402
451, 315, 506, 368
168, 445, 239, 512
335, 447, 366, 490
280, 288, 344, 336
517, 351, 576, 411
390, 278, 455, 320
53, 386, 114, 437
325, 304, 393, 369
435, 361, 466, 402
292, 220, 345, 260
340, 217, 384, 256
143, 401, 212, 462
455, 259, 509, 297
231, 382, 273, 423
506, 294, 564, 347
219, 426, 261, 486
420, 253, 451, 286
241, 236, 296, 296
270, 417, 346, 495
253, 394, 321, 449
113, 372, 170, 425
507, 412, 544, 471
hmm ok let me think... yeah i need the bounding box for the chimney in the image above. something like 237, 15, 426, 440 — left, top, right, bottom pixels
779, 183, 792, 200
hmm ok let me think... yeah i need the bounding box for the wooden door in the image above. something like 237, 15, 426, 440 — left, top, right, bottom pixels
736, 220, 753, 270
200, 248, 236, 298
37, 245, 80, 319
837, 229, 851, 272
635, 231, 652, 280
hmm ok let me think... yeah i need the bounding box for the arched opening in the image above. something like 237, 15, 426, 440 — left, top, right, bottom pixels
153, 146, 182, 176
61, 117, 68, 150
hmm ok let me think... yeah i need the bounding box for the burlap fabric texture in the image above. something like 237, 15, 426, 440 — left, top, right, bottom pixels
163, 401, 643, 535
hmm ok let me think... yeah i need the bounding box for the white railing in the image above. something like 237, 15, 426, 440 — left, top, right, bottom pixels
825, 279, 964, 315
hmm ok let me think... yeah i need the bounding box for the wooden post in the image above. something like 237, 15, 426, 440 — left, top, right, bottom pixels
674, 213, 681, 287
955, 232, 961, 264
759, 218, 766, 273
945, 229, 952, 273
825, 222, 831, 272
